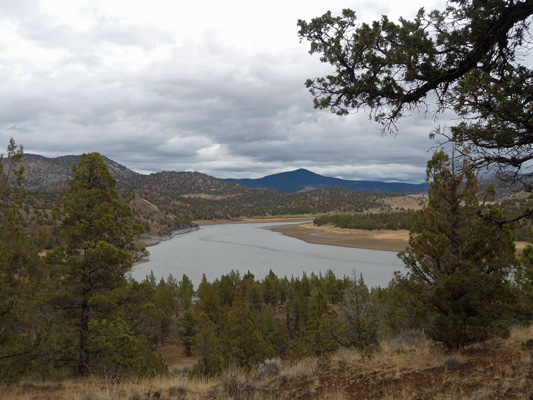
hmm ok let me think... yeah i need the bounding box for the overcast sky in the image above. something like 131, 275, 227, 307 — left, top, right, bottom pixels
0, 0, 447, 183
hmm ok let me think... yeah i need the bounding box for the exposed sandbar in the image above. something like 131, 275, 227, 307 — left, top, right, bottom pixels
271, 223, 409, 252
272, 222, 531, 254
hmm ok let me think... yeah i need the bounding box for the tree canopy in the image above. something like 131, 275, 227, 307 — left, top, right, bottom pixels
0, 140, 44, 381
47, 152, 155, 376
298, 0, 533, 191
397, 151, 516, 348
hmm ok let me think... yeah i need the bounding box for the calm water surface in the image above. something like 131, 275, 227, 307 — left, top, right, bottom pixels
130, 222, 405, 288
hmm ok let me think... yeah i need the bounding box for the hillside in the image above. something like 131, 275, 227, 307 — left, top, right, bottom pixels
122, 170, 254, 198
17, 155, 410, 240
20, 153, 533, 245
4, 323, 533, 399
225, 168, 429, 194
20, 154, 140, 191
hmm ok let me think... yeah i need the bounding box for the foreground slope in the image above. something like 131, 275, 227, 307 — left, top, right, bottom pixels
4, 324, 532, 399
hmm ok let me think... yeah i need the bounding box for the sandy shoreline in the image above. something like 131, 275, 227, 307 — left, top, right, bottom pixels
271, 222, 531, 254
271, 223, 409, 252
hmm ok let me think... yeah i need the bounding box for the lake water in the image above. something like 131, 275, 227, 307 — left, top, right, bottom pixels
130, 222, 406, 288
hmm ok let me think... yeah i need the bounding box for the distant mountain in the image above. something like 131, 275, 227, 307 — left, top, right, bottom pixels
15, 154, 424, 241
224, 168, 428, 194
20, 154, 140, 191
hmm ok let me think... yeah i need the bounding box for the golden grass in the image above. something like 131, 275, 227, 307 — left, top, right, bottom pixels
3, 324, 533, 399
280, 357, 318, 381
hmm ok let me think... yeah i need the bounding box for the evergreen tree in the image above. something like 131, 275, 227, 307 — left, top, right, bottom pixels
154, 278, 177, 345
192, 312, 222, 377
397, 151, 516, 349
515, 245, 533, 320
47, 152, 154, 376
298, 1, 533, 197
290, 290, 343, 357
339, 274, 381, 349
177, 307, 197, 357
220, 291, 274, 368
178, 274, 195, 309
0, 139, 44, 381
197, 274, 222, 324
218, 274, 236, 306
262, 270, 281, 305
258, 305, 289, 356
323, 269, 343, 303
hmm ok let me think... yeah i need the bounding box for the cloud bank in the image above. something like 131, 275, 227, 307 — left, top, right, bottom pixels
0, 0, 445, 182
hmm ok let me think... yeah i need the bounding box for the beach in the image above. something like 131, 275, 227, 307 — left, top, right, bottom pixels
271, 222, 409, 252
271, 222, 530, 254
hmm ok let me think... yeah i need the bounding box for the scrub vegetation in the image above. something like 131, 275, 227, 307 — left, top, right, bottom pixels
3, 0, 533, 396
1, 141, 533, 399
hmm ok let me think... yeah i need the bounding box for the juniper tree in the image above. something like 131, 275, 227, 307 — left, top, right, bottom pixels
178, 274, 195, 309
515, 244, 533, 319
220, 291, 274, 368
192, 312, 222, 377
298, 1, 533, 202
397, 151, 516, 349
290, 290, 344, 357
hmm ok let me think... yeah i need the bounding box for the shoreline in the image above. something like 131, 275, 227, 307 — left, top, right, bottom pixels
271, 223, 409, 252
193, 216, 313, 226
139, 224, 200, 247
271, 222, 531, 254
139, 218, 531, 254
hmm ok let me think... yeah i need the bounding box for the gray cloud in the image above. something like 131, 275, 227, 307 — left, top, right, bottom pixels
0, 0, 447, 184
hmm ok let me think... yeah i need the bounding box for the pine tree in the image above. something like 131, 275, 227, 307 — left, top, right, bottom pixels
339, 274, 381, 349
47, 152, 152, 376
258, 305, 289, 356
0, 139, 44, 381
290, 290, 344, 357
197, 274, 222, 324
177, 307, 197, 357
192, 312, 222, 377
178, 274, 195, 309
154, 278, 177, 345
397, 151, 516, 349
220, 291, 274, 368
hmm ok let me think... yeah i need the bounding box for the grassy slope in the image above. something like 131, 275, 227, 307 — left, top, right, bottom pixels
3, 324, 532, 400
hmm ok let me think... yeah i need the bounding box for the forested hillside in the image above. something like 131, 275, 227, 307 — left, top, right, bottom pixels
2, 0, 533, 397
16, 154, 405, 243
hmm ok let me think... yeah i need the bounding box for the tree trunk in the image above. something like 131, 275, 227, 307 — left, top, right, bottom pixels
78, 297, 89, 376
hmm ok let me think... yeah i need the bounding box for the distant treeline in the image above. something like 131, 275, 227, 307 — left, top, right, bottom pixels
313, 211, 418, 231
313, 198, 533, 241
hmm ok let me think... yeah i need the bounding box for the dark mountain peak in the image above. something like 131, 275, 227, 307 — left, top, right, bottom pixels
286, 168, 316, 175
224, 169, 428, 194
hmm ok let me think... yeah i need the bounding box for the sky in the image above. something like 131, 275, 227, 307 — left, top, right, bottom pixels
0, 0, 446, 183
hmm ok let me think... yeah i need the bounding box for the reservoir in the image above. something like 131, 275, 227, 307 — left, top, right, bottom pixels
130, 222, 405, 288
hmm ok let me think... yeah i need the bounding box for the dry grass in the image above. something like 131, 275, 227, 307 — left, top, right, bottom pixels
3, 324, 533, 399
